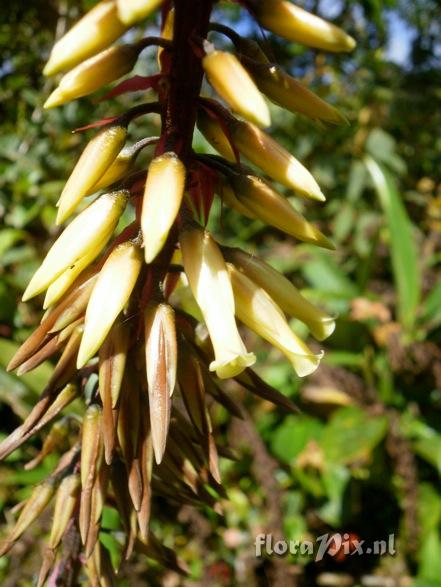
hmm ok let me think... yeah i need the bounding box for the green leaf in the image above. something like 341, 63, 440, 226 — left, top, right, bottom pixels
414, 436, 441, 475
301, 252, 359, 299
418, 483, 441, 535
271, 415, 323, 465
418, 530, 441, 582
320, 406, 388, 465
346, 159, 368, 202
318, 465, 351, 526
365, 156, 421, 332
421, 281, 441, 329
0, 228, 26, 258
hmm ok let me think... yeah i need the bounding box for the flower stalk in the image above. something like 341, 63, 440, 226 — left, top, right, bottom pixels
2, 0, 356, 579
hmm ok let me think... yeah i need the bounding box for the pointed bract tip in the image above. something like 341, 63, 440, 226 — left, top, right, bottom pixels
43, 89, 64, 109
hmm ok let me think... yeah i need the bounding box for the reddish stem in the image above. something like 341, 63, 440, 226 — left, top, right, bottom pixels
161, 0, 214, 161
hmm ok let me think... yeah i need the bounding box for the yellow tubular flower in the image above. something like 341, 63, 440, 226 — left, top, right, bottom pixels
23, 191, 128, 302
229, 119, 325, 200
43, 0, 128, 76
56, 125, 127, 225
43, 247, 101, 309
202, 50, 271, 128
77, 242, 143, 368
234, 38, 270, 64
117, 0, 164, 25
216, 175, 257, 219
180, 225, 256, 379
85, 138, 153, 196
48, 474, 81, 550
0, 480, 56, 556
227, 263, 323, 377
244, 60, 347, 124
224, 247, 336, 341
44, 44, 140, 109
228, 172, 334, 249
252, 0, 356, 53
197, 109, 236, 162
141, 152, 186, 263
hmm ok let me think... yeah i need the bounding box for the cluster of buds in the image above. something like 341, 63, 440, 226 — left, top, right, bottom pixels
2, 0, 355, 582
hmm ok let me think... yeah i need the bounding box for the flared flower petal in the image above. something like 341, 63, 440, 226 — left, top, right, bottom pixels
228, 263, 323, 376
180, 225, 255, 379
225, 248, 336, 341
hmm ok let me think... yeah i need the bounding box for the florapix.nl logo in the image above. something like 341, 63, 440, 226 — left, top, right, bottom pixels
255, 533, 396, 562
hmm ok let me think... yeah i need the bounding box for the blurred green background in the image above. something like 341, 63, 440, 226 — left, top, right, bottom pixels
0, 0, 440, 585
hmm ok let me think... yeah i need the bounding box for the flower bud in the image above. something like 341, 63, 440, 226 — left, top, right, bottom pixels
0, 480, 56, 556
99, 320, 129, 464
80, 405, 103, 543
44, 44, 140, 109
48, 473, 81, 549
84, 466, 109, 557
157, 7, 174, 66
43, 0, 128, 76
177, 343, 208, 435
216, 174, 257, 219
244, 59, 347, 124
86, 542, 116, 586
81, 405, 103, 488
224, 247, 336, 341
233, 38, 270, 64
99, 320, 129, 409
227, 263, 323, 377
228, 172, 334, 248
56, 125, 127, 224
203, 50, 270, 128
50, 271, 99, 333
22, 191, 128, 301
141, 152, 186, 263
85, 137, 154, 196
180, 225, 255, 379
77, 241, 143, 368
47, 325, 84, 390
197, 108, 236, 162
117, 370, 141, 470
251, 0, 356, 53
229, 119, 324, 200
144, 302, 177, 463
0, 384, 79, 462
43, 248, 100, 309
25, 418, 69, 469
117, 0, 163, 25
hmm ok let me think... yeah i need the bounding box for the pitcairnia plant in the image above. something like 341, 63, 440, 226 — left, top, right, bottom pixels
1, 0, 355, 582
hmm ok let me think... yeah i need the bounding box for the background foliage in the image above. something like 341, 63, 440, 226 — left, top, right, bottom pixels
0, 0, 440, 585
